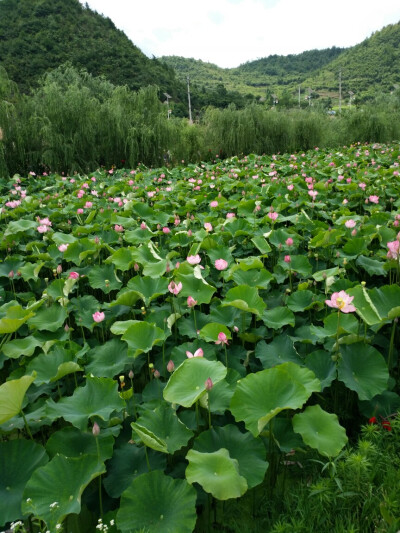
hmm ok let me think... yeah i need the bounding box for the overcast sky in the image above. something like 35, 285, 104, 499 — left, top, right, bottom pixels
79, 0, 400, 68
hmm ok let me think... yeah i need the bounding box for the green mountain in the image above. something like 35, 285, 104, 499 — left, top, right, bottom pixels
161, 21, 400, 105
0, 0, 181, 95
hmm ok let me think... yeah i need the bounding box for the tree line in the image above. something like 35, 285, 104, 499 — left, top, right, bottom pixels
1, 65, 400, 178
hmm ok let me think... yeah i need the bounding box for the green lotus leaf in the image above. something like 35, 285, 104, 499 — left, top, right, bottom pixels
293, 405, 348, 457
46, 377, 125, 430
251, 236, 272, 254
0, 258, 24, 277
287, 290, 316, 312
26, 346, 82, 385
70, 295, 102, 330
193, 424, 268, 488
131, 403, 193, 454
105, 247, 136, 271
262, 307, 295, 329
19, 261, 44, 282
323, 311, 359, 336
2, 336, 41, 359
87, 264, 122, 294
255, 335, 302, 369
208, 369, 239, 412
0, 302, 35, 334
221, 285, 266, 316
235, 256, 264, 271
63, 240, 94, 265
22, 454, 105, 531
230, 362, 320, 436
131, 423, 168, 453
127, 276, 169, 306
111, 289, 141, 307
185, 448, 247, 500
231, 268, 273, 290
124, 227, 155, 244
110, 320, 140, 335
270, 417, 305, 453
0, 440, 48, 527
121, 322, 165, 357
27, 304, 67, 332
356, 256, 386, 276
342, 237, 367, 257
174, 263, 216, 304
117, 471, 197, 533
4, 219, 38, 237
163, 358, 227, 407
0, 374, 36, 425
312, 267, 341, 282
359, 391, 400, 419
104, 443, 166, 498
199, 322, 231, 343
279, 255, 312, 277
305, 350, 336, 391
46, 426, 114, 462
86, 338, 132, 377
337, 343, 389, 400
142, 259, 168, 277
51, 232, 78, 245
269, 228, 293, 247
347, 284, 400, 326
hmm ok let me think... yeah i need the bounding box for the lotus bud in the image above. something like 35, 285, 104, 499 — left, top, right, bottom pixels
154, 369, 160, 379
205, 377, 213, 391
128, 370, 134, 379
92, 422, 100, 436
167, 360, 175, 373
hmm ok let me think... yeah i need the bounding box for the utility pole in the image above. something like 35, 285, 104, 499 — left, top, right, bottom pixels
163, 92, 172, 119
187, 76, 193, 124
339, 68, 342, 114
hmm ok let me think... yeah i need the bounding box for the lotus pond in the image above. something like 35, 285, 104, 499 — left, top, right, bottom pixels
1, 142, 400, 532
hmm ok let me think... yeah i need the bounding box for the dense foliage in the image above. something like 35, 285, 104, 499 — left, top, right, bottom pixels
0, 143, 400, 532
1, 65, 400, 178
0, 0, 179, 95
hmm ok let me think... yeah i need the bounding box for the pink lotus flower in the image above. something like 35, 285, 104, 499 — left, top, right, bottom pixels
387, 240, 399, 260
284, 255, 291, 263
58, 244, 69, 252
68, 271, 79, 279
187, 254, 201, 265
215, 332, 229, 345
37, 225, 49, 233
369, 195, 379, 204
186, 348, 204, 358
204, 222, 213, 232
287, 184, 294, 191
162, 227, 170, 234
168, 281, 182, 295
114, 224, 124, 232
226, 212, 236, 218
93, 311, 105, 323
38, 217, 52, 226
359, 182, 366, 190
210, 201, 218, 208
214, 258, 228, 271
285, 237, 293, 246
325, 291, 356, 313
187, 296, 197, 307
345, 219, 356, 228
267, 212, 278, 221
84, 201, 93, 208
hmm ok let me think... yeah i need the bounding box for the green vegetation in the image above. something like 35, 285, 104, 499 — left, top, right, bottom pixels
1, 143, 400, 532
1, 64, 400, 178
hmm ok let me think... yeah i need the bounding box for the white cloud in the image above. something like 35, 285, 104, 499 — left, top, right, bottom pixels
80, 0, 400, 67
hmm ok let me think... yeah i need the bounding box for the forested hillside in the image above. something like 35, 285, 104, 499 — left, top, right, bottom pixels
0, 0, 180, 94
162, 22, 400, 105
